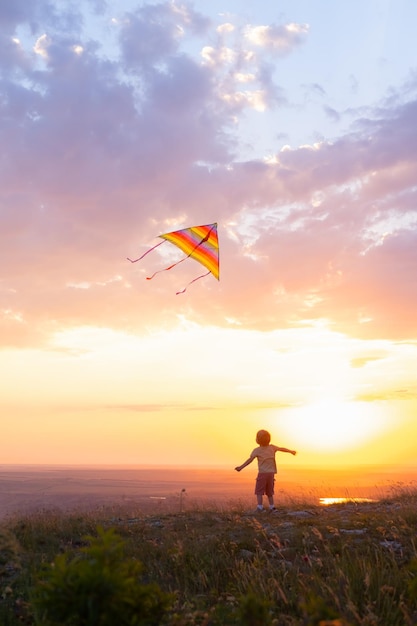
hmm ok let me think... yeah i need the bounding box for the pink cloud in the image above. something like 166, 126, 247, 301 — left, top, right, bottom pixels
1, 2, 417, 348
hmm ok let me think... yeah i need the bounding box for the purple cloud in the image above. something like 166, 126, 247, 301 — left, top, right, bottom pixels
1, 1, 417, 349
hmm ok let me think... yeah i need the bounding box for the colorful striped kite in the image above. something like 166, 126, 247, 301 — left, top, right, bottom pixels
128, 223, 219, 294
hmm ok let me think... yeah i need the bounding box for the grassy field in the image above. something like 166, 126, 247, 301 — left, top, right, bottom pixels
1, 487, 417, 625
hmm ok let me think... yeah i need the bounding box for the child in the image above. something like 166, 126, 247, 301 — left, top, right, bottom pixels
235, 429, 296, 512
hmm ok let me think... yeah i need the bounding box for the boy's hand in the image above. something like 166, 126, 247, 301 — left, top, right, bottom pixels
291, 450, 297, 456
235, 466, 242, 472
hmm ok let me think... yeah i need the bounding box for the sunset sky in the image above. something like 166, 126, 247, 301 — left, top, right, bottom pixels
1, 0, 417, 470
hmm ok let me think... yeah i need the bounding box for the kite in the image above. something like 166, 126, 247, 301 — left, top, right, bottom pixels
127, 223, 219, 294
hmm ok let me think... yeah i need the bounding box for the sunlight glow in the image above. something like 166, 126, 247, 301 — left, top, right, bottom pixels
279, 399, 389, 452
320, 497, 375, 505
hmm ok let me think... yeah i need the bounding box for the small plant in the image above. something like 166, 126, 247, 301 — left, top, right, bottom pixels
237, 591, 272, 626
300, 593, 342, 624
32, 526, 172, 626
0, 527, 21, 571
408, 557, 417, 600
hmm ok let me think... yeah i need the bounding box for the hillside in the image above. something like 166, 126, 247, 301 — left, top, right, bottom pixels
1, 491, 417, 624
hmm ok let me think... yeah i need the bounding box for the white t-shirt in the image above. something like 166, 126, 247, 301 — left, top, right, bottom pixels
250, 444, 280, 473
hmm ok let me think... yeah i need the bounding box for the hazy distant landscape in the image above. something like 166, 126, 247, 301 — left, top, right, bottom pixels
0, 464, 415, 519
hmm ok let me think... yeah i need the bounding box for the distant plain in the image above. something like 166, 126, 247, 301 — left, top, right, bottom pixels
0, 464, 415, 518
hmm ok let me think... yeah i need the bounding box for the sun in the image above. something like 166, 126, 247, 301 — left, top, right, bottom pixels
279, 399, 386, 452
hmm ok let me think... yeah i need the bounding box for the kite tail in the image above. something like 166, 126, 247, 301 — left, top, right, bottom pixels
127, 240, 166, 263
146, 254, 190, 280
176, 270, 211, 295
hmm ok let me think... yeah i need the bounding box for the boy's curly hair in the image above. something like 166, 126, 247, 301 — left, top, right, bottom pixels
256, 430, 271, 446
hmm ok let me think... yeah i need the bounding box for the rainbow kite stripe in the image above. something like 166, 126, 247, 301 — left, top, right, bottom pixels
127, 222, 220, 293
160, 223, 219, 280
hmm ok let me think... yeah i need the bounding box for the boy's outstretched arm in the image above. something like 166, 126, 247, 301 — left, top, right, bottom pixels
235, 457, 254, 472
277, 447, 297, 455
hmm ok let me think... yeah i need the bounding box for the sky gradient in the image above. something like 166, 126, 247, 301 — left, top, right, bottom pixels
2, 0, 417, 470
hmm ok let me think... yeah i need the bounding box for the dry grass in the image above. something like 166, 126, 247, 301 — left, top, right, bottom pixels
1, 491, 417, 624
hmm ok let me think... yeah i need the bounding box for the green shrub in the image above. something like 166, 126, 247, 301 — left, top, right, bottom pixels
237, 592, 272, 626
408, 557, 417, 601
32, 526, 172, 626
0, 527, 21, 570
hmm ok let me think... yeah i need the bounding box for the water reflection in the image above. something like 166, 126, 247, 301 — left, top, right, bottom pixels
320, 497, 375, 505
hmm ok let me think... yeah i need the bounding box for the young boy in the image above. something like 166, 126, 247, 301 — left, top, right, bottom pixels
235, 430, 296, 512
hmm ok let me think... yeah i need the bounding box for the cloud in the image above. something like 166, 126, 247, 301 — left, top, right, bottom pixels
244, 23, 309, 54
357, 389, 417, 402
119, 2, 209, 68
0, 0, 48, 31
0, 34, 29, 72
323, 105, 340, 122
350, 355, 387, 368
0, 0, 83, 38
1, 1, 417, 350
